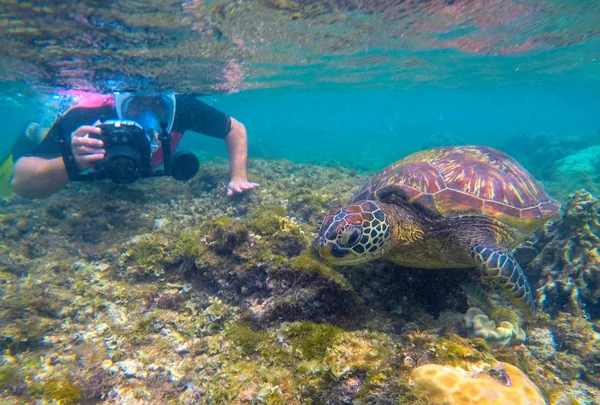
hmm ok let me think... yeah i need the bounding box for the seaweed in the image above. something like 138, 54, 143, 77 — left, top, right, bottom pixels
43, 377, 83, 405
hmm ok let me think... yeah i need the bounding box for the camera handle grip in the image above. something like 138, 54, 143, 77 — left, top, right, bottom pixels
158, 121, 172, 174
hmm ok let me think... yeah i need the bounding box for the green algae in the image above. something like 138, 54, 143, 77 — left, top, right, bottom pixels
206, 216, 249, 254
460, 283, 494, 314
2, 160, 599, 404
434, 334, 492, 367
288, 250, 353, 291
206, 320, 401, 404
0, 366, 22, 391
490, 307, 522, 328
1, 317, 53, 351
246, 205, 289, 236
225, 322, 271, 355
284, 322, 343, 360
43, 377, 82, 405
126, 234, 167, 269
244, 206, 308, 258
286, 190, 331, 222
494, 346, 536, 377
173, 228, 207, 258
133, 315, 156, 337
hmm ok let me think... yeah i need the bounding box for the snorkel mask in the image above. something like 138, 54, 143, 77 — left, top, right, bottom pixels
115, 92, 176, 133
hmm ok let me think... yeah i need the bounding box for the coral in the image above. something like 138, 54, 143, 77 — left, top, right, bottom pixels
548, 351, 585, 381
411, 362, 546, 405
518, 189, 600, 386
500, 131, 597, 185
532, 190, 600, 317
465, 307, 526, 346
550, 312, 600, 364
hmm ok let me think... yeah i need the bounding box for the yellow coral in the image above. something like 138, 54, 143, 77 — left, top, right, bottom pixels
411, 362, 546, 405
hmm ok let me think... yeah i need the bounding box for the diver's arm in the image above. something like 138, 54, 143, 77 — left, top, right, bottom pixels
226, 118, 249, 182
225, 118, 259, 196
12, 125, 104, 198
11, 156, 69, 198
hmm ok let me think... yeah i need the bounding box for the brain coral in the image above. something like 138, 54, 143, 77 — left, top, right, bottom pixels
411, 362, 546, 405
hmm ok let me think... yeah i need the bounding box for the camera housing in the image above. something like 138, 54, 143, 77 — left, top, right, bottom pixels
93, 120, 153, 184
58, 119, 200, 184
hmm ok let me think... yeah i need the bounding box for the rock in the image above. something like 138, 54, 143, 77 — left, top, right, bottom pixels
549, 145, 600, 199
527, 328, 556, 361
175, 343, 190, 355
118, 359, 147, 379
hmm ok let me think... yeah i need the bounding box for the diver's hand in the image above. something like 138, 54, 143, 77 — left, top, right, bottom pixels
227, 179, 259, 197
71, 125, 105, 171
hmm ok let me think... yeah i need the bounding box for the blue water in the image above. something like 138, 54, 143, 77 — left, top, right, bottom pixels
2, 80, 600, 174
181, 81, 600, 171
1, 0, 599, 174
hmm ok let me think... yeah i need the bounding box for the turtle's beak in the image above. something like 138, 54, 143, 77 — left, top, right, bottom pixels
313, 236, 355, 265
312, 236, 330, 258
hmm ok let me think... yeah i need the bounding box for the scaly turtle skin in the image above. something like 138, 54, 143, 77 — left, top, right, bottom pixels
314, 146, 561, 317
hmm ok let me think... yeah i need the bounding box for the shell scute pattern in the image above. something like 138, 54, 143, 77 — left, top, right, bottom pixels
432, 148, 543, 207
352, 146, 560, 230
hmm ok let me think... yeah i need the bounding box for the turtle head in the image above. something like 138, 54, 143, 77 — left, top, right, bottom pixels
314, 200, 391, 265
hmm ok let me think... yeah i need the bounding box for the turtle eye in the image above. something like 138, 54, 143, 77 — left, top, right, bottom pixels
347, 228, 362, 246
339, 226, 362, 247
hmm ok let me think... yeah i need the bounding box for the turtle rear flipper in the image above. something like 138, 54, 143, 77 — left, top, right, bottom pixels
470, 242, 536, 318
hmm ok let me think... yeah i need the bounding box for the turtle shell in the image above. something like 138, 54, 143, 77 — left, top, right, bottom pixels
351, 146, 560, 233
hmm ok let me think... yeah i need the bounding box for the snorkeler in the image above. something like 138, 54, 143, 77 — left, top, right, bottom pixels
4, 92, 259, 198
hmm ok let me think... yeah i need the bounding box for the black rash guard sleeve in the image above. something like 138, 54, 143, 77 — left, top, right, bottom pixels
171, 94, 231, 139
11, 122, 38, 162
11, 105, 117, 162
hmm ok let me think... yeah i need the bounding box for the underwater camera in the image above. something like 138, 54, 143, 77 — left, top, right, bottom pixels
58, 119, 200, 184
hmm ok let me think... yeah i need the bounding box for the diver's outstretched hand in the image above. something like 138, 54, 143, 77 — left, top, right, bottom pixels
227, 179, 259, 197
71, 124, 105, 171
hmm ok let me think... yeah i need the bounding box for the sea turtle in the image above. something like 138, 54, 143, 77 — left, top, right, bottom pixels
314, 145, 560, 316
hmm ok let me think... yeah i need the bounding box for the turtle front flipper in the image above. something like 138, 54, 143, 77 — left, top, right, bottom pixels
470, 243, 536, 318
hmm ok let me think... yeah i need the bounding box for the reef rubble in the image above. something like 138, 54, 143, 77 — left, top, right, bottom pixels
0, 158, 599, 404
